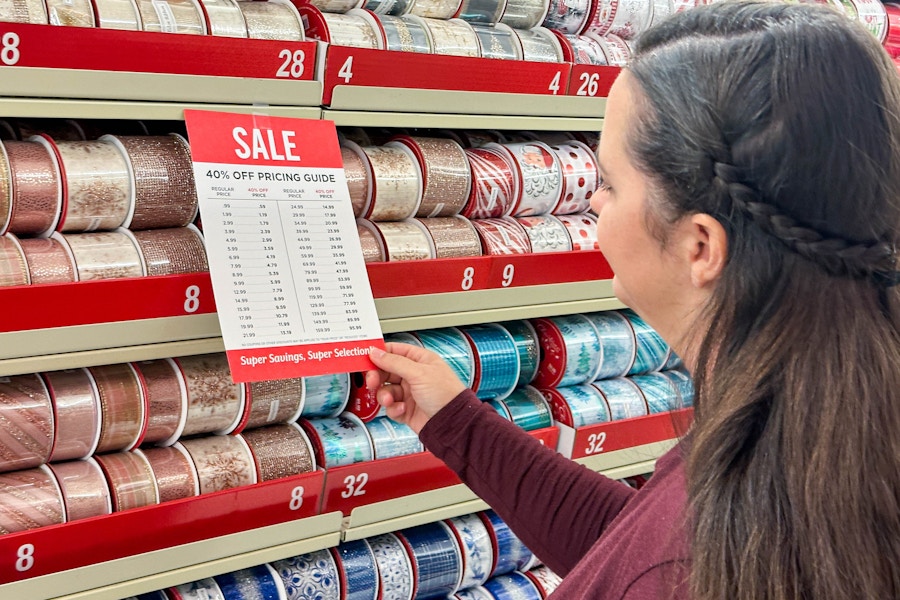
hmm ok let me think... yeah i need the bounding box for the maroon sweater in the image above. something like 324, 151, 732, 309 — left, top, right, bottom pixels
419, 390, 691, 599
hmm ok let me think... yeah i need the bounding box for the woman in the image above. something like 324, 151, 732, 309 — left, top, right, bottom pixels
366, 2, 900, 598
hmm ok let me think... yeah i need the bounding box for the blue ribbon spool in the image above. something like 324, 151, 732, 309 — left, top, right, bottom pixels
483, 572, 543, 600
170, 577, 225, 600
337, 540, 380, 600
499, 385, 552, 431
214, 564, 284, 600
365, 416, 424, 459
621, 309, 670, 375
482, 510, 533, 578
663, 349, 682, 370
487, 399, 513, 420
557, 384, 610, 427
453, 588, 494, 600
386, 332, 424, 347
662, 369, 694, 408
582, 310, 637, 379
272, 549, 342, 600
462, 324, 520, 400
630, 373, 680, 414
301, 373, 351, 418
302, 414, 374, 467
549, 314, 604, 386
447, 513, 494, 588
368, 533, 415, 600
398, 521, 463, 598
413, 327, 476, 387
497, 320, 540, 387
591, 378, 648, 421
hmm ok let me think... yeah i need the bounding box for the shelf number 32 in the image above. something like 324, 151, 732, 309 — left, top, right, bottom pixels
2, 32, 20, 66
585, 432, 607, 455
341, 472, 368, 498
276, 49, 305, 79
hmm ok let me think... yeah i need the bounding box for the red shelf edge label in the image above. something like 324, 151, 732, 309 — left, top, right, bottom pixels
0, 470, 326, 584
566, 64, 620, 98
557, 408, 694, 459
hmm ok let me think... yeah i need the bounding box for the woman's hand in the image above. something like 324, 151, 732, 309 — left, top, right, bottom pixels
365, 342, 468, 434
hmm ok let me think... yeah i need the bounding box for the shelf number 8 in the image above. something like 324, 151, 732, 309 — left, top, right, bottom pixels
184, 285, 200, 313
289, 486, 304, 510
16, 543, 34, 572
2, 32, 20, 66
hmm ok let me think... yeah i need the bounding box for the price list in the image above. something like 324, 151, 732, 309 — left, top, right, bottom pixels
185, 110, 384, 382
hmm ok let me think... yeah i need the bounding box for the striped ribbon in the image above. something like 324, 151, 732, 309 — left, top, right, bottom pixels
413, 328, 476, 387
591, 378, 647, 421
500, 386, 552, 431
583, 311, 637, 380
462, 324, 520, 401
621, 309, 670, 375
630, 373, 680, 414
498, 320, 540, 387
399, 521, 463, 598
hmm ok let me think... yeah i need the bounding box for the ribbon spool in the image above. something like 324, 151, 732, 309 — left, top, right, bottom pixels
471, 216, 532, 255
132, 225, 208, 275
422, 18, 482, 56
532, 313, 603, 387
453, 589, 493, 600
525, 565, 563, 597
598, 0, 653, 40
5, 139, 63, 236
621, 309, 669, 375
362, 142, 423, 221
847, 0, 889, 42
299, 413, 374, 468
44, 368, 101, 461
500, 141, 563, 217
446, 513, 494, 589
498, 319, 540, 387
885, 3, 900, 56
499, 385, 552, 430
214, 564, 287, 600
487, 399, 513, 420
461, 323, 520, 401
179, 434, 257, 494
471, 23, 522, 59
306, 9, 383, 49
0, 234, 29, 286
397, 522, 463, 598
308, 0, 364, 14
566, 33, 607, 64
515, 215, 572, 253
0, 142, 11, 234
357, 219, 387, 262
550, 140, 598, 215
48, 457, 112, 522
456, 0, 508, 24
93, 0, 142, 29
364, 0, 414, 17
174, 353, 246, 437
499, 0, 548, 29
582, 310, 637, 379
650, 0, 673, 28
56, 229, 145, 280
89, 363, 147, 453
244, 377, 305, 429
272, 549, 342, 600
589, 32, 631, 66
364, 219, 436, 261
133, 358, 187, 446
591, 377, 646, 420
142, 444, 200, 502
299, 372, 351, 419
415, 216, 482, 258
134, 0, 207, 33
103, 134, 199, 230
664, 349, 681, 371
483, 572, 543, 600
392, 136, 470, 218
662, 369, 694, 407
513, 26, 564, 62
410, 0, 462, 20
0, 373, 54, 473
545, 383, 610, 427
95, 450, 160, 511
463, 146, 518, 219
51, 137, 132, 233
170, 578, 227, 600
238, 0, 305, 40
0, 466, 65, 533
413, 327, 476, 387
19, 236, 75, 284
368, 533, 416, 600
377, 14, 433, 52
365, 416, 423, 459
0, 0, 48, 21
242, 423, 316, 481
480, 509, 533, 577
556, 212, 598, 250
342, 142, 372, 219
541, 0, 591, 33
198, 0, 248, 37
631, 372, 680, 414
335, 540, 380, 600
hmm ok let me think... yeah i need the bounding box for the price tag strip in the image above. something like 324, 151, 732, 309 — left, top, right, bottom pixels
0, 22, 316, 81
0, 470, 325, 585
555, 408, 693, 460
185, 111, 384, 382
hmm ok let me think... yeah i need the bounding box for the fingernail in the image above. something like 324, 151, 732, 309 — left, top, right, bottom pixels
369, 346, 385, 358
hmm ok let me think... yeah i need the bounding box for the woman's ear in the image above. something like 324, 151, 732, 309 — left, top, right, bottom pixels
684, 213, 728, 288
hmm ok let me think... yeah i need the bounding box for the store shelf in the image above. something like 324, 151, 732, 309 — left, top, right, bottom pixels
0, 512, 343, 600
324, 108, 603, 132
576, 440, 678, 473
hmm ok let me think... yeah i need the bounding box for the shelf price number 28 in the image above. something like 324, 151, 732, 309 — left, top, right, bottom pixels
276, 49, 305, 78
2, 32, 20, 66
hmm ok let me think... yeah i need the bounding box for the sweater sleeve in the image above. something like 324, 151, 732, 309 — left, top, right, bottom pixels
419, 389, 637, 576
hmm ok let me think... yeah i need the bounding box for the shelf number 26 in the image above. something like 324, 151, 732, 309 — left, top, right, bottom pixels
576, 72, 600, 97
2, 32, 20, 66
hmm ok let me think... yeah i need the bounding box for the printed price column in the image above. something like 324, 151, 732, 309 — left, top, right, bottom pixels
185, 111, 384, 382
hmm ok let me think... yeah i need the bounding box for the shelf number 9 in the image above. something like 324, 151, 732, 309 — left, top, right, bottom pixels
2, 32, 20, 66
276, 49, 305, 79
501, 264, 514, 287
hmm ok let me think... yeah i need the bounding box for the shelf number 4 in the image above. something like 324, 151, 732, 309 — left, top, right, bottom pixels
276, 49, 305, 79
2, 32, 20, 66
289, 486, 304, 510
341, 472, 368, 498
338, 56, 353, 83
585, 432, 606, 455
16, 543, 34, 572
576, 72, 600, 97
548, 71, 562, 95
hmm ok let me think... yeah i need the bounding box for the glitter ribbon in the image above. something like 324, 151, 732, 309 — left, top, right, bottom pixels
497, 320, 540, 386
133, 226, 209, 275
245, 377, 304, 429
0, 374, 53, 473
375, 220, 435, 261
364, 143, 422, 220
336, 540, 380, 600
424, 17, 481, 56
395, 136, 470, 218
214, 564, 285, 600
95, 450, 159, 511
239, 0, 305, 40
417, 216, 482, 258
142, 444, 199, 502
19, 236, 74, 284
242, 423, 316, 481
93, 0, 142, 29
5, 140, 61, 236
89, 363, 146, 453
379, 14, 433, 52
0, 466, 65, 533
134, 359, 186, 445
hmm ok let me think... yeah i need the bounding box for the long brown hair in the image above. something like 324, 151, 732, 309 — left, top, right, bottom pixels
627, 3, 900, 598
